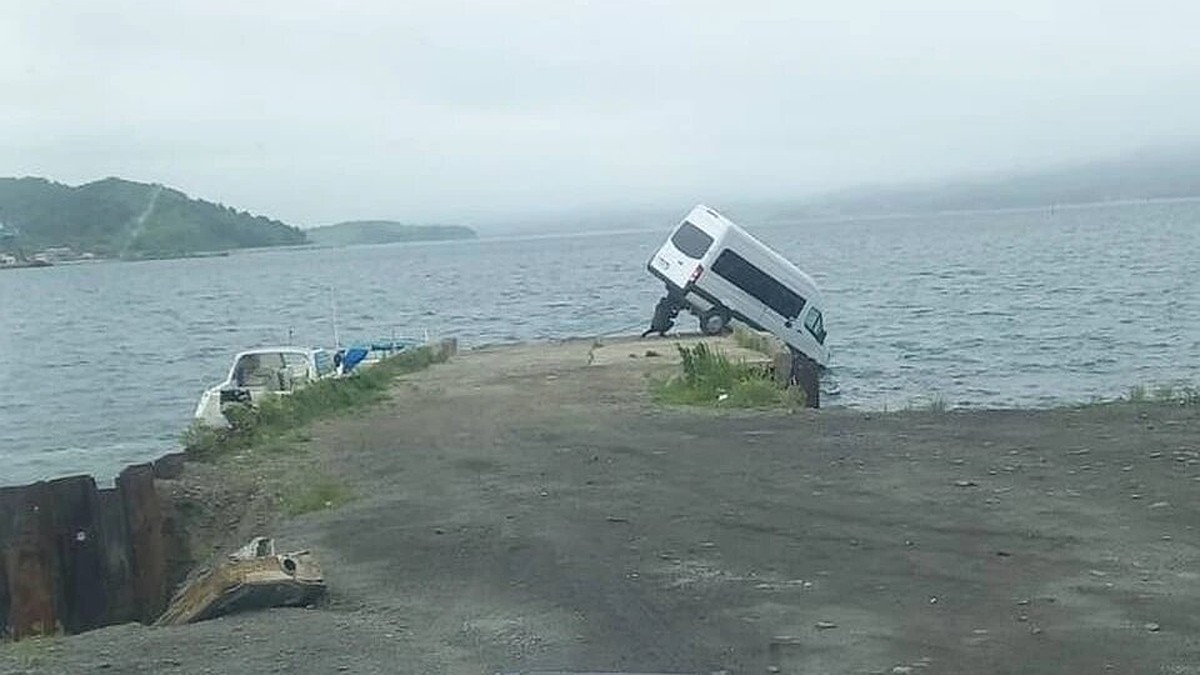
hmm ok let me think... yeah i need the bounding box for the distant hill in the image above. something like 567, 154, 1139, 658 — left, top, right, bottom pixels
306, 220, 476, 247
0, 177, 306, 258
777, 146, 1200, 219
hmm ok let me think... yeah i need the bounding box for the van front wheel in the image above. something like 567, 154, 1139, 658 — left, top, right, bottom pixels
699, 308, 730, 335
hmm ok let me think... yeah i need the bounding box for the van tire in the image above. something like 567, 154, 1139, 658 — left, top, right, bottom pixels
699, 308, 730, 335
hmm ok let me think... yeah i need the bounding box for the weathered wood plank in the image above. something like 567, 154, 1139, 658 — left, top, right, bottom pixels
157, 541, 325, 626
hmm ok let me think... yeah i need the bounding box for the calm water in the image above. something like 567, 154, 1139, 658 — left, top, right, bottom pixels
2, 201, 1198, 486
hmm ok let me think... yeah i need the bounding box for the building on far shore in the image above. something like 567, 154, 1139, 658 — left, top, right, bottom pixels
40, 246, 75, 261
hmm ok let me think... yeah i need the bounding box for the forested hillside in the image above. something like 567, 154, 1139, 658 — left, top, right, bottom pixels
0, 177, 306, 258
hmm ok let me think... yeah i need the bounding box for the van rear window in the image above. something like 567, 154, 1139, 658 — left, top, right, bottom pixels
671, 222, 713, 259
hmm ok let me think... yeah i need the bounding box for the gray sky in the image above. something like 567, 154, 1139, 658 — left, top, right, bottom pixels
3, 0, 1198, 227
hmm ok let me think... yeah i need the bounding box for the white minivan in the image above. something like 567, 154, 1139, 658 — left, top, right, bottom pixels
647, 205, 829, 367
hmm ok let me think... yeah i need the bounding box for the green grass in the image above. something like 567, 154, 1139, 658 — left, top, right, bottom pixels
1128, 381, 1200, 406
925, 395, 948, 412
281, 475, 354, 516
653, 343, 805, 408
898, 394, 950, 412
1066, 380, 1200, 409
182, 344, 449, 462
1149, 382, 1200, 404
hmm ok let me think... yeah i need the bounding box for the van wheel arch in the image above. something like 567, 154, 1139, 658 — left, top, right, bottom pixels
699, 307, 731, 335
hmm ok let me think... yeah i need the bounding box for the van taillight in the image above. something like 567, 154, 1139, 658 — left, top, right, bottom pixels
689, 264, 704, 283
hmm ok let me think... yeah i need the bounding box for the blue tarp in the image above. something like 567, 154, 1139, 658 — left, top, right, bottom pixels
339, 338, 420, 373
341, 347, 369, 372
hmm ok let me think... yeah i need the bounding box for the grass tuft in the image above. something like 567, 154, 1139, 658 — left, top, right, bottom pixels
903, 395, 950, 412
1125, 381, 1200, 406
1070, 381, 1200, 408
654, 343, 804, 408
282, 475, 353, 516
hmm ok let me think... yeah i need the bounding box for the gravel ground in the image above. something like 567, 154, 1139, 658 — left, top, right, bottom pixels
3, 336, 1199, 674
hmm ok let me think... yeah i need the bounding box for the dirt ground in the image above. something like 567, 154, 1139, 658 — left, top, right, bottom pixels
3, 335, 1199, 675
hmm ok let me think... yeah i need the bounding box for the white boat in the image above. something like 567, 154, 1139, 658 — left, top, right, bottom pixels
194, 347, 336, 427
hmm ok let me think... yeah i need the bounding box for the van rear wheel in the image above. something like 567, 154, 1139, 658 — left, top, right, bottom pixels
699, 308, 730, 335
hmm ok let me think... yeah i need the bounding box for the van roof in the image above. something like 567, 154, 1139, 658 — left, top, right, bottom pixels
688, 205, 823, 303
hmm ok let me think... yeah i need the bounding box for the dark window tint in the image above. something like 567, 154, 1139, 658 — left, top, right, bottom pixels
711, 249, 806, 319
804, 307, 827, 344
670, 222, 714, 259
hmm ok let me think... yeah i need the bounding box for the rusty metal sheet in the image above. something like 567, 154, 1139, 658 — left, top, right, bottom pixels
118, 464, 166, 623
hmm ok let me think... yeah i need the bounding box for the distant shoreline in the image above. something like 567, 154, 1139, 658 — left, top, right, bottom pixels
770, 194, 1200, 226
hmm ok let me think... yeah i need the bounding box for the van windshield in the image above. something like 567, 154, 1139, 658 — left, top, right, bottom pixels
804, 307, 827, 344
671, 222, 713, 259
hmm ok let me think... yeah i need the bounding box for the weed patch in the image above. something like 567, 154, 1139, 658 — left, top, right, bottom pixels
282, 475, 353, 516
654, 343, 804, 408
1125, 381, 1200, 406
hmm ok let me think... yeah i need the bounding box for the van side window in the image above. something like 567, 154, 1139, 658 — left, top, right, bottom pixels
671, 222, 714, 259
803, 307, 827, 344
711, 249, 806, 319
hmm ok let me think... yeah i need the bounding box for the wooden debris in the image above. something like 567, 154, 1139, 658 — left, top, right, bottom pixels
156, 537, 325, 626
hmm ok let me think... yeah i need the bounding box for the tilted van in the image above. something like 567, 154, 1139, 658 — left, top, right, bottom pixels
647, 205, 829, 367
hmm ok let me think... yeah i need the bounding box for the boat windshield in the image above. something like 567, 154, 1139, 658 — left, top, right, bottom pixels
234, 353, 280, 388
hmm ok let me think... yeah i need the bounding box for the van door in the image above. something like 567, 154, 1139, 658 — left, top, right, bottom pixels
705, 248, 781, 328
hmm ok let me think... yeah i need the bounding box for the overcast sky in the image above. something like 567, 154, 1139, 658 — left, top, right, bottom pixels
3, 1, 1198, 227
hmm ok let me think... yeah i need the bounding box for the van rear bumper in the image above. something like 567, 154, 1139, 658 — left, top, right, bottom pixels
646, 262, 681, 292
